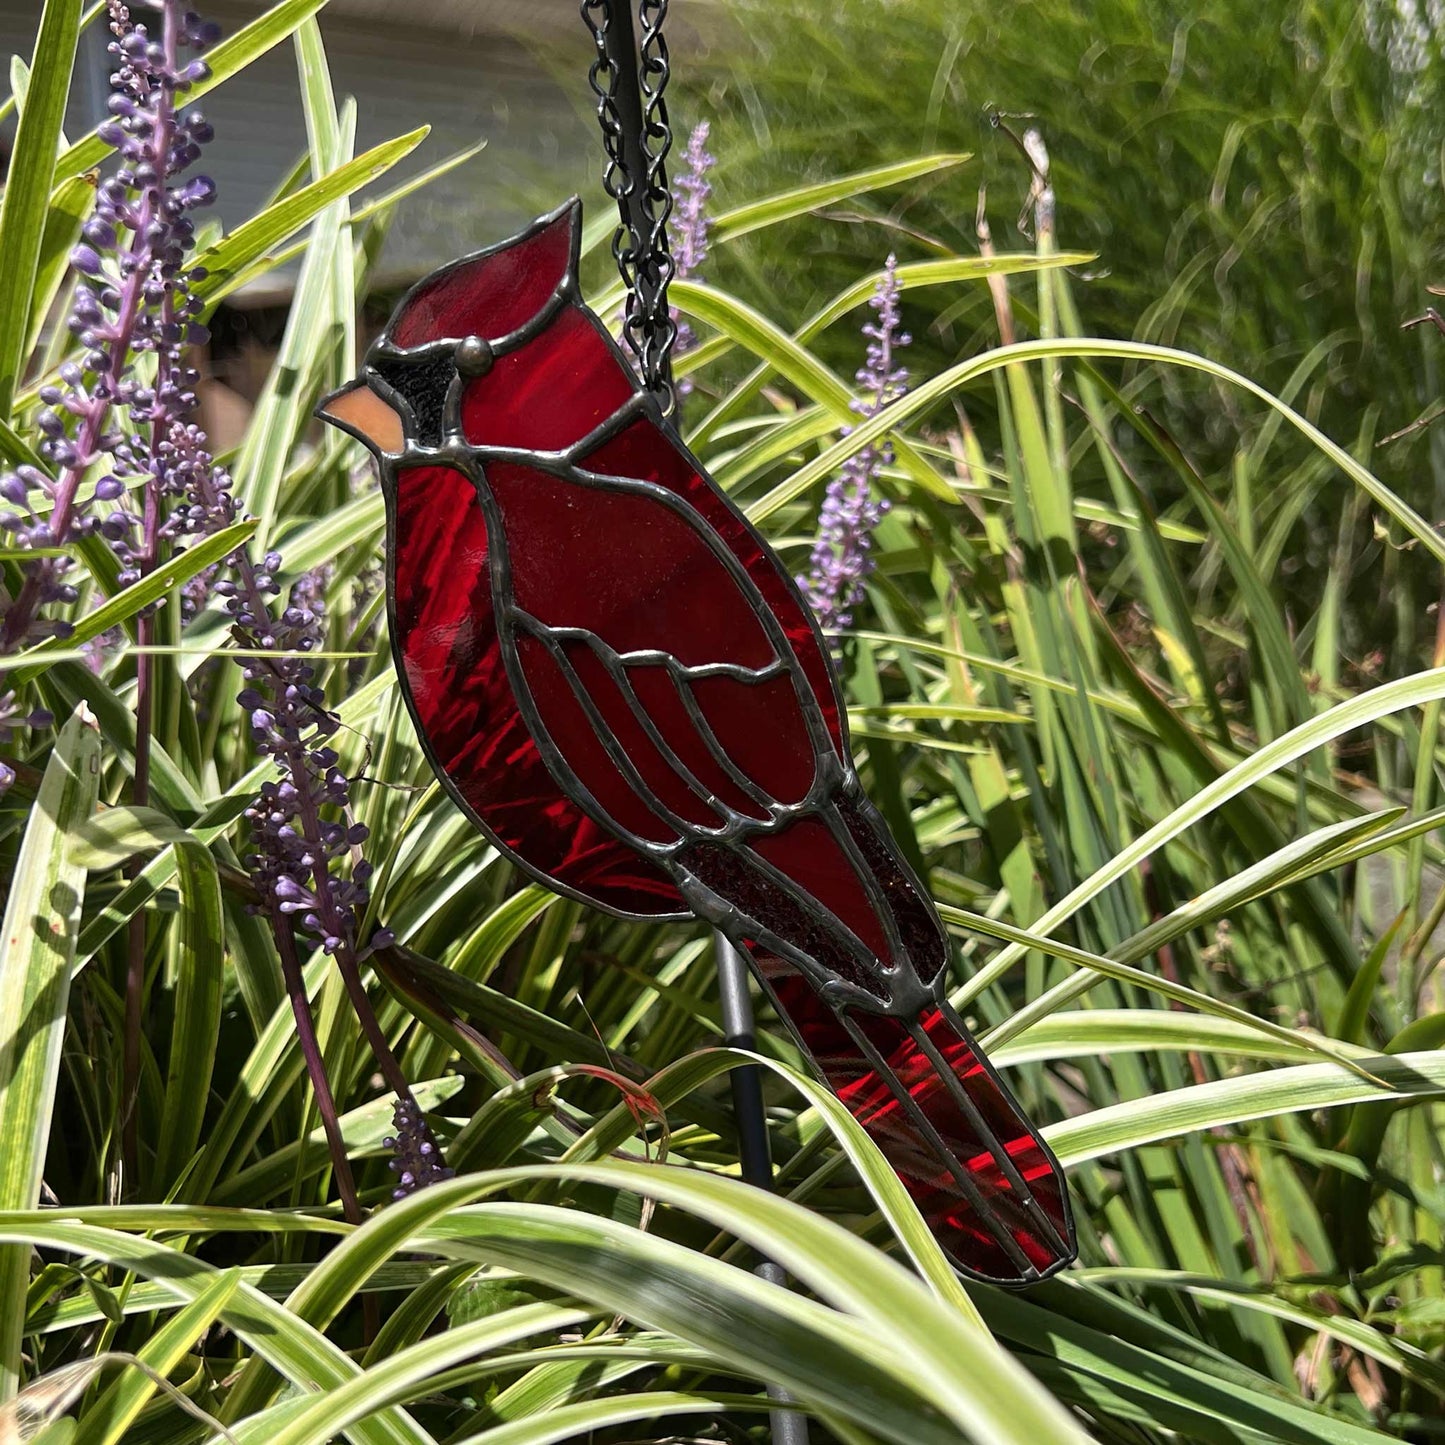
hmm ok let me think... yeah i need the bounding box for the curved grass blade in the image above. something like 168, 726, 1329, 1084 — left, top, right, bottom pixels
752, 337, 1445, 567
1046, 1051, 1445, 1165
957, 667, 1445, 1009
0, 1219, 430, 1445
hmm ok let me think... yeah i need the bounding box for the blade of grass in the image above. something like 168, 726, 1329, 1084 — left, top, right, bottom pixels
0, 0, 80, 414
0, 704, 100, 1401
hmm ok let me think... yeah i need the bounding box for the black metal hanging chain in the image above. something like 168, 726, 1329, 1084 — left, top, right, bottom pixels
580, 0, 677, 414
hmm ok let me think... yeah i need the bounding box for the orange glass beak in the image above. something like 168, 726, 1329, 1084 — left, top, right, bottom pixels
316, 377, 405, 456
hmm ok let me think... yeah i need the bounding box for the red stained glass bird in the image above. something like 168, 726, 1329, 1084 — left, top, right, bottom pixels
319, 199, 1075, 1284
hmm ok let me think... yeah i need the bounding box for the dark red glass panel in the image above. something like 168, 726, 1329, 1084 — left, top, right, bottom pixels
392, 206, 574, 348
837, 790, 949, 985
458, 303, 844, 756
388, 462, 683, 915
758, 957, 1073, 1282
479, 453, 821, 836
461, 306, 633, 454
584, 414, 844, 756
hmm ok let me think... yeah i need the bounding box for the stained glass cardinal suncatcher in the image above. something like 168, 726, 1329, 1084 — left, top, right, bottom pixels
318, 198, 1077, 1285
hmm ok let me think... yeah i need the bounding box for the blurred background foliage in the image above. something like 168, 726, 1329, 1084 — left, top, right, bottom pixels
669, 0, 1445, 670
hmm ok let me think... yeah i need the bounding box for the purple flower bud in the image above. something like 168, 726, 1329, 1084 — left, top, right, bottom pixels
799, 254, 909, 643
82, 220, 117, 250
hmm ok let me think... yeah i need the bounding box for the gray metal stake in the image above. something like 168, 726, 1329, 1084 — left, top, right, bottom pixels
715, 931, 810, 1445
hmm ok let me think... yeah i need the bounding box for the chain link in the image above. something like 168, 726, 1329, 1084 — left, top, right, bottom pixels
580, 0, 676, 413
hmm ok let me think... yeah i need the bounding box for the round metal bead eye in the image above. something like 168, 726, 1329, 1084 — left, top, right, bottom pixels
456, 335, 494, 377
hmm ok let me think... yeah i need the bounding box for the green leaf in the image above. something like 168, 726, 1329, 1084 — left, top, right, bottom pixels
751, 337, 1445, 568
226, 1302, 592, 1445
993, 1009, 1368, 1068
0, 0, 80, 413
82, 1270, 240, 1445
1046, 1050, 1445, 1165
0, 704, 100, 1401
192, 128, 428, 306
435, 1392, 761, 1445
28, 175, 93, 358
672, 279, 956, 501
152, 832, 226, 1193
4, 519, 258, 688
208, 1077, 465, 1206
1334, 913, 1402, 1046
231, 50, 362, 552
211, 140, 487, 305
0, 1219, 429, 1445
685, 251, 1092, 453
0, 415, 47, 471
70, 805, 202, 871
709, 153, 972, 245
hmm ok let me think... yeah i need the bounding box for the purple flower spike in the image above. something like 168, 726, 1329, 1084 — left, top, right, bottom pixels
671, 120, 715, 280
667, 120, 716, 399
800, 254, 910, 644
0, 0, 226, 796
0, 0, 220, 661
384, 1099, 455, 1199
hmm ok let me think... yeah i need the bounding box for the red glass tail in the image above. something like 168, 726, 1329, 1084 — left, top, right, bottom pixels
761, 962, 1075, 1284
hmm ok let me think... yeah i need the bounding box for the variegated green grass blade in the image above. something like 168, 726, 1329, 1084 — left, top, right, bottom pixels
580, 152, 972, 263
231, 46, 358, 554
82, 1270, 240, 1445
671, 279, 956, 500
0, 1219, 431, 1445
54, 0, 330, 180
265, 1161, 1088, 1445
4, 520, 257, 688
27, 174, 93, 360
1046, 1051, 1445, 1165
220, 1302, 593, 1445
0, 703, 100, 1400
0, 0, 79, 414
191, 128, 428, 307
991, 1009, 1371, 1068
683, 251, 1094, 453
